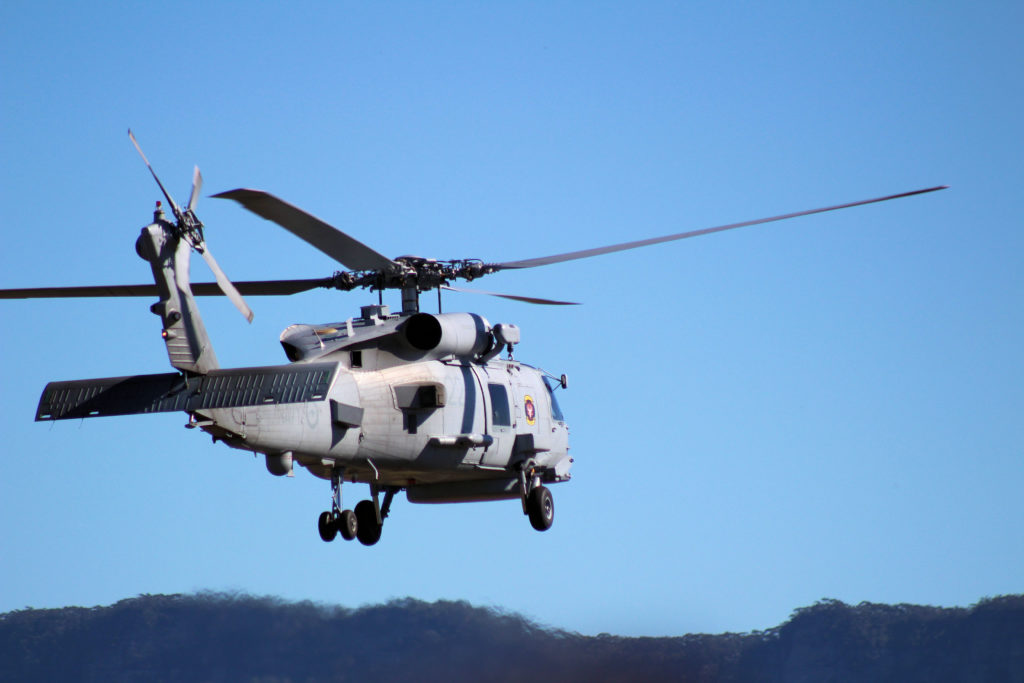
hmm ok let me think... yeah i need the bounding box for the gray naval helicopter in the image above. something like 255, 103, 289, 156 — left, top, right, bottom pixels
0, 132, 947, 546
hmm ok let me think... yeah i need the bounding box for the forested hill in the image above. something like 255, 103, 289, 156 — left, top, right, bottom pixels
2, 593, 1023, 682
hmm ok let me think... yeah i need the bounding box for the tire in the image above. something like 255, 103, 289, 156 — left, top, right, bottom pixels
354, 500, 382, 546
318, 510, 338, 542
527, 486, 554, 532
339, 509, 358, 541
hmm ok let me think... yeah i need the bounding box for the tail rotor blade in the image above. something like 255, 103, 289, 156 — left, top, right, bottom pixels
128, 129, 183, 220
187, 166, 203, 213
199, 245, 255, 323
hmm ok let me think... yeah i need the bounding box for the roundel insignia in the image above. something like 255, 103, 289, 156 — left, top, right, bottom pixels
524, 394, 536, 425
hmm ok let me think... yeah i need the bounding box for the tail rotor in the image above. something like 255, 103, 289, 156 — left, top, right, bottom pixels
128, 130, 254, 323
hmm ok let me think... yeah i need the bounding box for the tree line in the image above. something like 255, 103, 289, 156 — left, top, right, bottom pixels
2, 592, 1022, 682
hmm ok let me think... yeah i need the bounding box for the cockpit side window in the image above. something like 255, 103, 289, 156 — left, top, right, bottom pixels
488, 383, 511, 426
542, 376, 565, 422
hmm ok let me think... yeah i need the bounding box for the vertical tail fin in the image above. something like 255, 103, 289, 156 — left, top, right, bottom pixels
136, 208, 219, 374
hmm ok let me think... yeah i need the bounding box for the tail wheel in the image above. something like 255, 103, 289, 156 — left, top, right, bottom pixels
339, 509, 358, 541
317, 511, 338, 542
355, 500, 383, 546
527, 485, 554, 532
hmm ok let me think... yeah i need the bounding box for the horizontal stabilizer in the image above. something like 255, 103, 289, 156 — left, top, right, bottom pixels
36, 363, 338, 421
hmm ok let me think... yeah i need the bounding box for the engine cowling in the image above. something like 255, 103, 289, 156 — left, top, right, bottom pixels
401, 313, 493, 359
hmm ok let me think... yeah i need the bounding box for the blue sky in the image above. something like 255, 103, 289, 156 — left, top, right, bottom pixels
1, 2, 1021, 636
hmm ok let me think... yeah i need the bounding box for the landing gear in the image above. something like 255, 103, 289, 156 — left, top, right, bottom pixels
518, 462, 555, 532
317, 470, 397, 546
527, 486, 554, 532
317, 511, 337, 542
355, 500, 382, 546
338, 509, 358, 541
318, 469, 358, 544
354, 486, 397, 546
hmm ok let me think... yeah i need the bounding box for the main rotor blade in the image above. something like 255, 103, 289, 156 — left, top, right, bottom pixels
201, 278, 331, 296
0, 279, 333, 299
495, 185, 949, 270
128, 129, 183, 220
441, 285, 579, 306
0, 284, 163, 298
187, 166, 203, 213
213, 189, 398, 272
198, 245, 255, 322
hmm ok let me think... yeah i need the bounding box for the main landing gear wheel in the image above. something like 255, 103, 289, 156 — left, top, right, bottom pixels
338, 509, 358, 541
527, 485, 554, 532
318, 511, 338, 542
318, 509, 358, 542
355, 500, 383, 546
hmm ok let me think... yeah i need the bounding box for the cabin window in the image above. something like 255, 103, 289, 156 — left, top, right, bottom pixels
488, 383, 511, 426
543, 377, 565, 422
350, 350, 362, 368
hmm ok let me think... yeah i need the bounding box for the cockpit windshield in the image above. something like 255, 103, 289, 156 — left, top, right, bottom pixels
542, 376, 565, 422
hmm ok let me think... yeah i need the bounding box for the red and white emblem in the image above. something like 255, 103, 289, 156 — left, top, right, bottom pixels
524, 395, 536, 425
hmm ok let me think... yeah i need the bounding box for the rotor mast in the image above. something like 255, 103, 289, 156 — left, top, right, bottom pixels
401, 284, 420, 314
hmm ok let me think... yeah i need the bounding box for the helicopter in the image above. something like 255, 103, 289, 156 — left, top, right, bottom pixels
0, 132, 947, 546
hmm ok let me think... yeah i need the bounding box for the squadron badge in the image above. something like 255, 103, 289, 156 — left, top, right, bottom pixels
524, 394, 536, 425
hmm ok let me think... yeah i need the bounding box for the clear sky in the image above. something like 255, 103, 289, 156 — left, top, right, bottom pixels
1, 2, 1021, 637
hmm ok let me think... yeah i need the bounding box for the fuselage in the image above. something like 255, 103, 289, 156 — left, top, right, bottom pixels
197, 307, 572, 495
